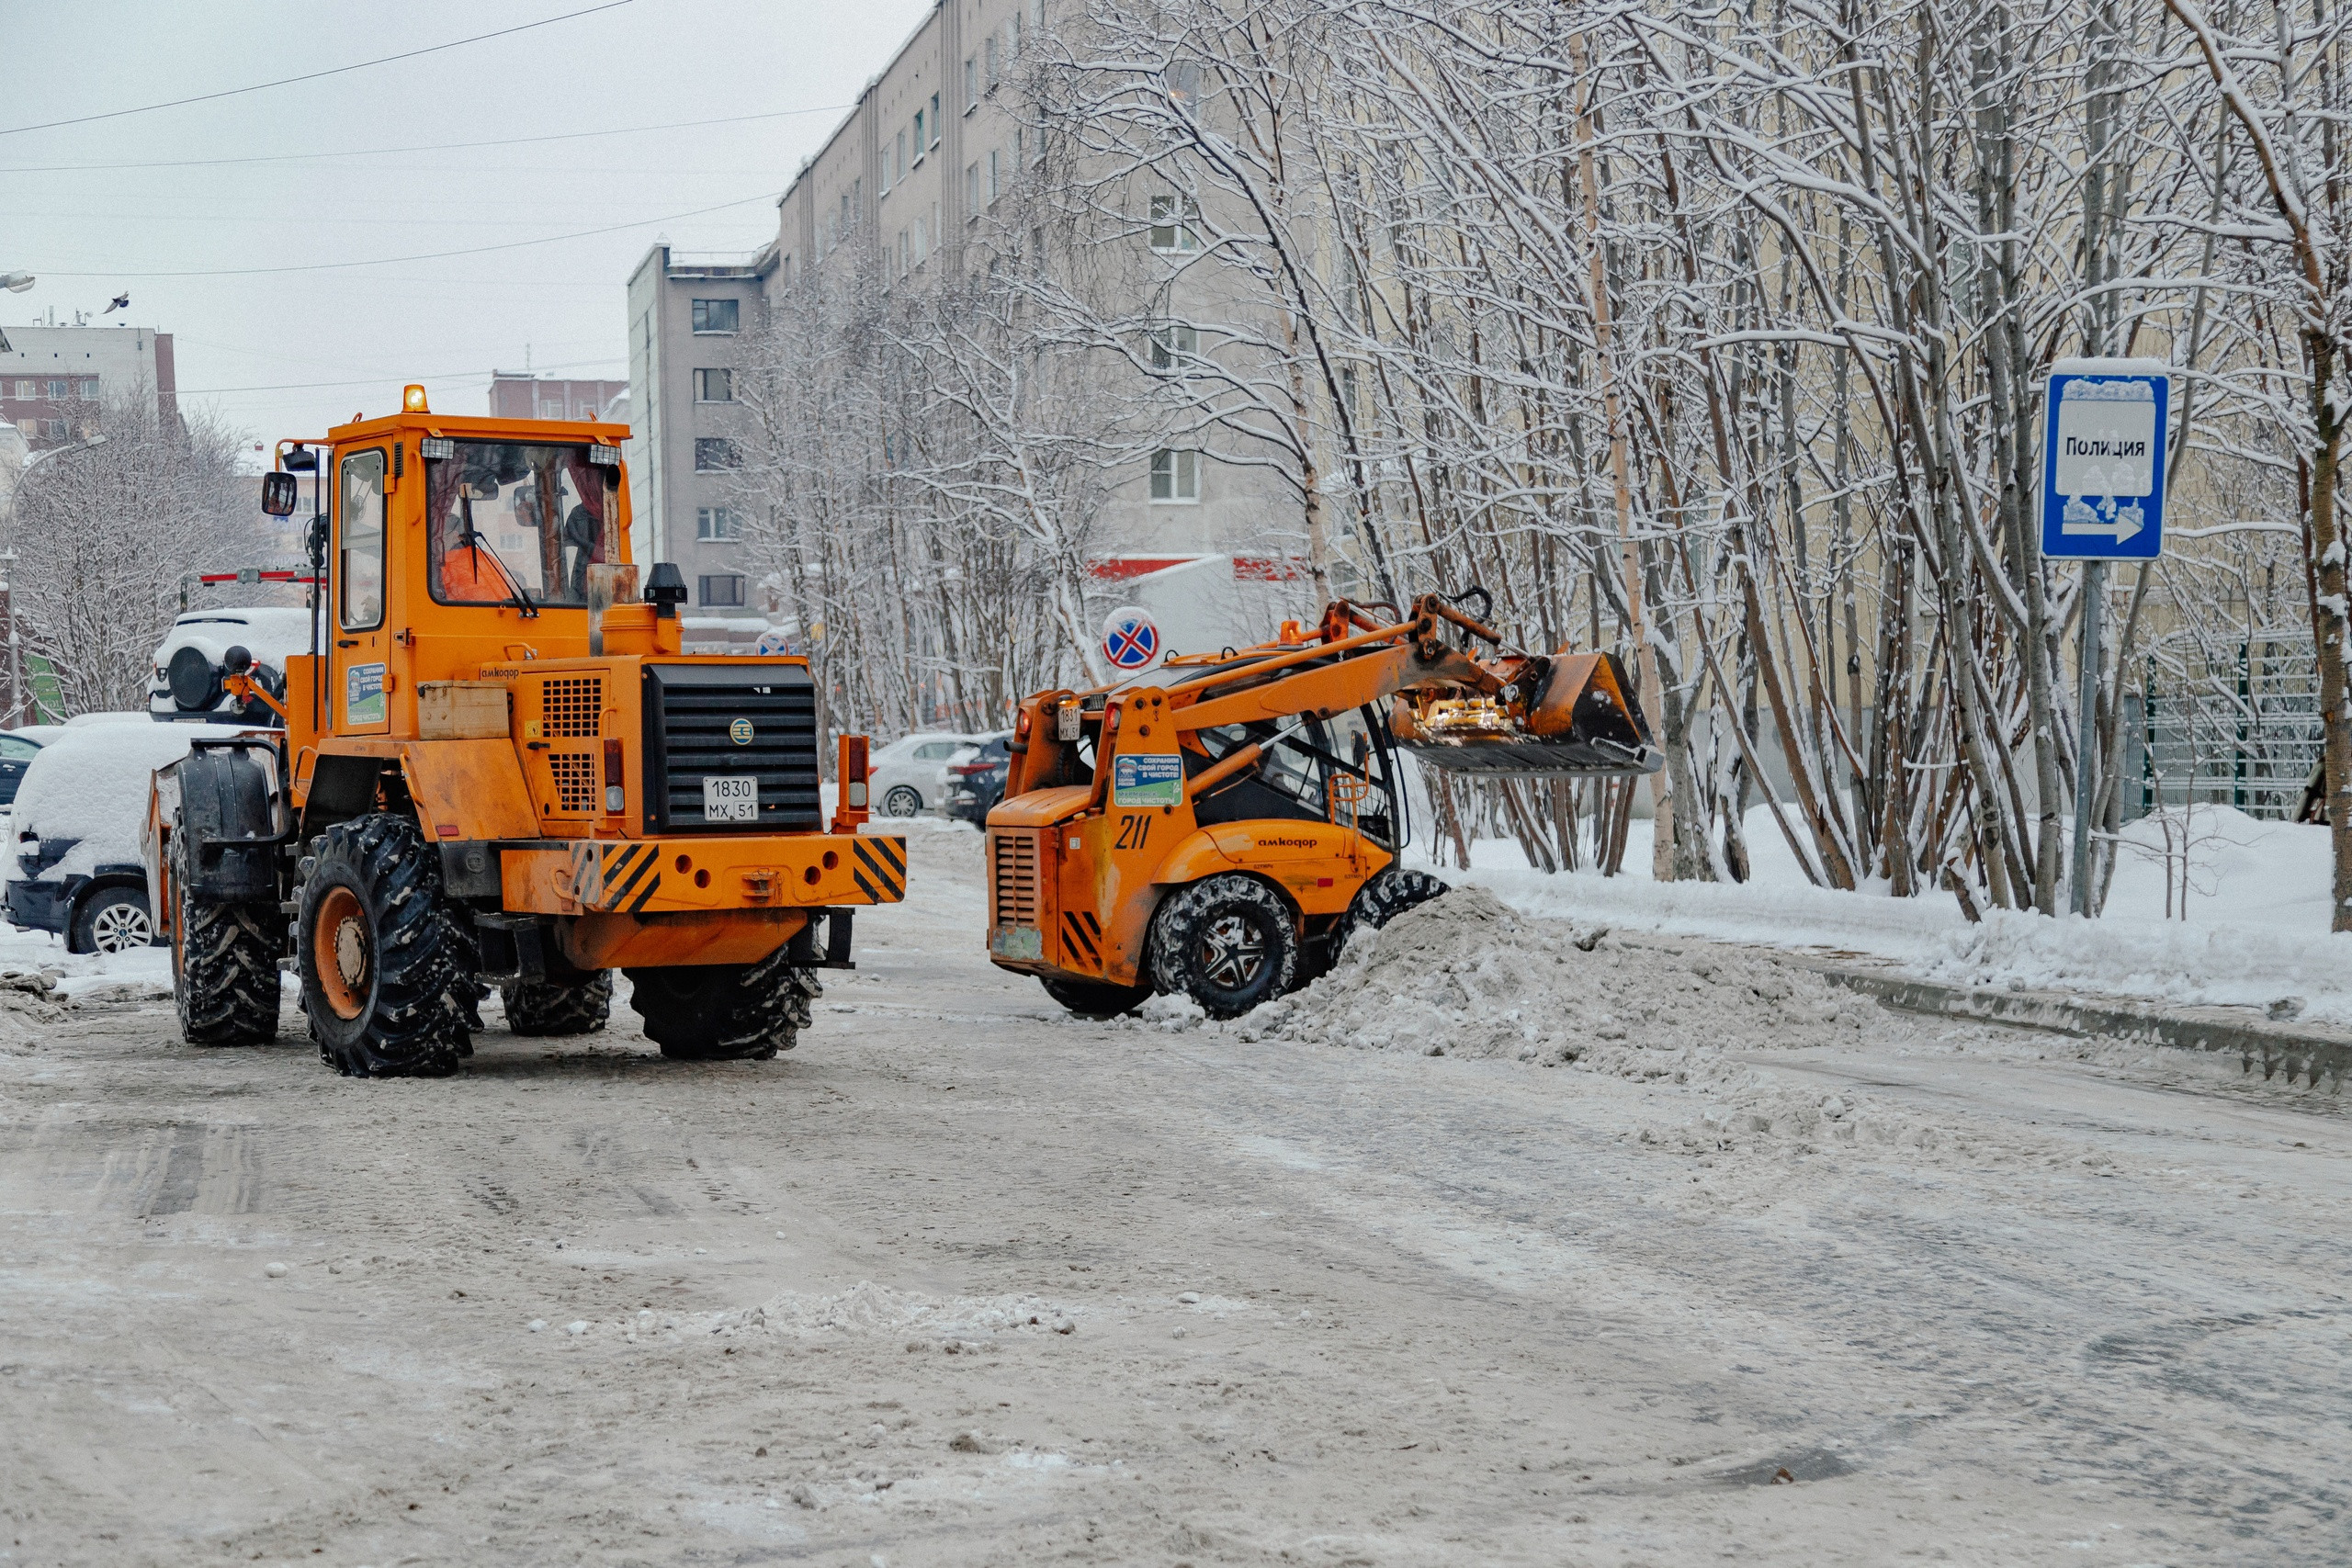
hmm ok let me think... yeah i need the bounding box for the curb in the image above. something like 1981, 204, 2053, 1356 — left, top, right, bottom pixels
1810, 966, 2348, 1092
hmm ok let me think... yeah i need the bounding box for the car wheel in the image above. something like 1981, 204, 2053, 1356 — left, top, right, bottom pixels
75, 886, 155, 954
882, 784, 923, 818
1147, 874, 1301, 1020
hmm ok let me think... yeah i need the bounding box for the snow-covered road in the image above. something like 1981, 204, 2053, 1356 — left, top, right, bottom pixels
0, 827, 2344, 1564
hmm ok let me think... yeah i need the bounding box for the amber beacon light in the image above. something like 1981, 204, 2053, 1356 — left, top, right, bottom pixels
402, 383, 430, 413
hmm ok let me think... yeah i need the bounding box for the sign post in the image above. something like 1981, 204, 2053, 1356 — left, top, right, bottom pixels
2040, 358, 2171, 915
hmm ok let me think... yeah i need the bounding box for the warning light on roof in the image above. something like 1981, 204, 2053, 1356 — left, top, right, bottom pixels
402, 384, 429, 413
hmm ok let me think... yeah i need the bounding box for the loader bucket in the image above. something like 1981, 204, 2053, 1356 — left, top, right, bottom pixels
1393, 650, 1662, 777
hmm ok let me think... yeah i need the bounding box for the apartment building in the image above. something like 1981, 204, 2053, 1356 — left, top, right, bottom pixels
486, 370, 627, 423
625, 0, 1300, 633
0, 320, 177, 451
624, 243, 776, 622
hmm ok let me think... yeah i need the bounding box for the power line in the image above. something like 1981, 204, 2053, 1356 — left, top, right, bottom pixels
0, 103, 856, 175
176, 355, 625, 396
36, 191, 779, 278
0, 2, 633, 139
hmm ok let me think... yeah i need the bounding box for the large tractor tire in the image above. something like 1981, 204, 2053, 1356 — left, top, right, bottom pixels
171, 827, 280, 1046
1338, 867, 1449, 950
1148, 874, 1301, 1021
296, 815, 469, 1078
1040, 975, 1153, 1020
501, 969, 614, 1036
625, 948, 820, 1061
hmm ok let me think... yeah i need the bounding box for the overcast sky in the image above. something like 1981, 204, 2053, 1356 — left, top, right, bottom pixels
2, 0, 931, 449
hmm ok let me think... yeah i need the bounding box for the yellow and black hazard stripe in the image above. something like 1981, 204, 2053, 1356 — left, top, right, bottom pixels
1060, 908, 1102, 971
849, 834, 907, 904
579, 842, 663, 914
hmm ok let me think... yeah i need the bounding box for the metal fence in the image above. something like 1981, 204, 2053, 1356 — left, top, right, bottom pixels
2141, 640, 2321, 819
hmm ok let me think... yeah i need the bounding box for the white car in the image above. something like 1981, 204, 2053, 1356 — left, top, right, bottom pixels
5, 716, 254, 952
868, 731, 985, 818
149, 605, 318, 726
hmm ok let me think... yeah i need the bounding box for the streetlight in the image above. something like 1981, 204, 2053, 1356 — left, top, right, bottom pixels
0, 272, 32, 294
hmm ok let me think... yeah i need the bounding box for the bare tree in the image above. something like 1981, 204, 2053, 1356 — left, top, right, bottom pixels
8, 387, 257, 714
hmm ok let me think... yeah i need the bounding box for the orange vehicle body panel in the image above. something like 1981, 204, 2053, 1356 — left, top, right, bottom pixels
985, 595, 1653, 999
149, 404, 900, 981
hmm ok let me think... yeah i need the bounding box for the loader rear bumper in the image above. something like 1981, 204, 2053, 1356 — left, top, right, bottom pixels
494, 831, 906, 917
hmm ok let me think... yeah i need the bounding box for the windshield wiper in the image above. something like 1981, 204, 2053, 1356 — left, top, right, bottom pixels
458, 494, 538, 618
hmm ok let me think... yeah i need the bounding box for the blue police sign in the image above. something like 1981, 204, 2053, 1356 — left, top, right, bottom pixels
2041, 359, 2171, 561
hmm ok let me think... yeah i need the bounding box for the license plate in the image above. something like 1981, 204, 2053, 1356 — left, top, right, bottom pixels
702, 775, 758, 822
989, 925, 1044, 961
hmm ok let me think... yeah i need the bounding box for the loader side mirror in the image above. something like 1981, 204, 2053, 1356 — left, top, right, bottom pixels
222, 645, 253, 675
261, 472, 300, 517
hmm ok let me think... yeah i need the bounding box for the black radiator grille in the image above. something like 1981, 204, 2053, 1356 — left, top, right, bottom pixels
642, 662, 822, 832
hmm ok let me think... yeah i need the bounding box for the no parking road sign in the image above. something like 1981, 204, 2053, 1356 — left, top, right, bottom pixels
1102, 605, 1161, 671
2041, 357, 2171, 562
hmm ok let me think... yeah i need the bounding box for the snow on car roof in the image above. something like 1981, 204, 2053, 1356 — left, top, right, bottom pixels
154, 605, 319, 671
8, 719, 261, 886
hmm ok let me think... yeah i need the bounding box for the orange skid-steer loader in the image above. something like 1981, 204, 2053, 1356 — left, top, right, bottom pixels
985, 592, 1659, 1020
141, 386, 902, 1077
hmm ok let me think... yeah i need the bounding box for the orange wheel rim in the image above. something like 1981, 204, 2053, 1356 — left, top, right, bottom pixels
313, 886, 369, 1020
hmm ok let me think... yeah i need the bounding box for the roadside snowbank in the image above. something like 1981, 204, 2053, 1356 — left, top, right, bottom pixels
1439, 805, 2352, 1025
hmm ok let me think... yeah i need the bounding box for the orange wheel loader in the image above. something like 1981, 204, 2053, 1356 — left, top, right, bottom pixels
140, 386, 903, 1077
984, 591, 1661, 1020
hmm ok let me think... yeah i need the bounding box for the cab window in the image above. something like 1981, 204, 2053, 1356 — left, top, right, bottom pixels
339, 448, 386, 630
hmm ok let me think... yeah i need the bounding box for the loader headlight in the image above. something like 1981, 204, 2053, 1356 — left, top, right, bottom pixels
588, 445, 621, 467
420, 436, 455, 460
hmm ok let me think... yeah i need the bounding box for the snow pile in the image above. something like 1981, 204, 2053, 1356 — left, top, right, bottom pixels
1451, 804, 2352, 1027
1242, 886, 1866, 1066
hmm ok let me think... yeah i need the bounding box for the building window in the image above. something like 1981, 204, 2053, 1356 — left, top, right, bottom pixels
1150, 322, 1199, 370
895, 130, 908, 185
42, 418, 65, 440
695, 507, 741, 542
915, 216, 930, 265
928, 93, 941, 146
1149, 448, 1200, 502
1009, 10, 1023, 57
695, 368, 733, 403
988, 149, 1001, 204
1149, 194, 1201, 253
691, 298, 739, 334
965, 56, 978, 110
966, 163, 980, 217
699, 574, 746, 608
694, 438, 741, 472
913, 108, 925, 158
46, 379, 69, 400
985, 33, 1000, 87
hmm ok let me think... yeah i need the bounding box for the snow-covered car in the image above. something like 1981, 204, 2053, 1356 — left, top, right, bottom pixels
4, 716, 255, 953
0, 729, 44, 808
149, 605, 315, 726
868, 730, 984, 818
941, 732, 1015, 825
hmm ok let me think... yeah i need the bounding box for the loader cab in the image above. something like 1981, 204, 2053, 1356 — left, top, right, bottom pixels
1185, 706, 1402, 848
280, 389, 642, 744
